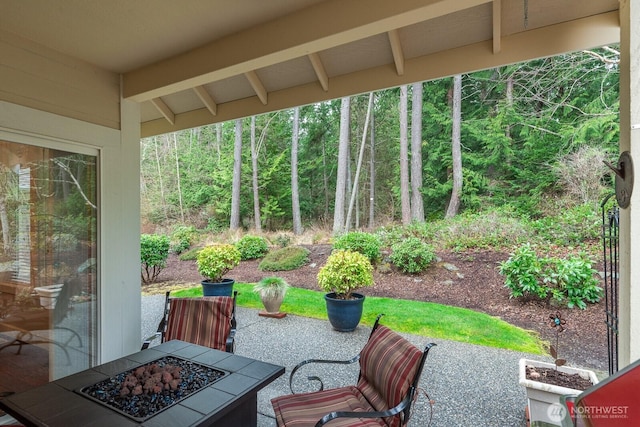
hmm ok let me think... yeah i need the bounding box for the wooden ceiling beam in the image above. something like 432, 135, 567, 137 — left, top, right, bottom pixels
140, 11, 619, 137
387, 29, 405, 76
124, 0, 492, 102
150, 97, 175, 125
493, 0, 502, 54
308, 53, 329, 91
193, 86, 217, 116
245, 70, 268, 105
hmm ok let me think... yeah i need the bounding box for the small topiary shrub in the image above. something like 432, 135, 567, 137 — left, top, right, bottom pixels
332, 231, 381, 263
317, 249, 374, 299
235, 235, 269, 260
196, 244, 241, 282
390, 237, 436, 274
141, 234, 171, 285
499, 243, 603, 309
259, 246, 310, 271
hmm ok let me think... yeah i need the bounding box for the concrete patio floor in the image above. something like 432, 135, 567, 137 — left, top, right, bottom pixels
141, 294, 548, 426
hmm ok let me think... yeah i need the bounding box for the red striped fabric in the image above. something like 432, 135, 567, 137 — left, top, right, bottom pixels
356, 326, 423, 427
163, 297, 233, 351
271, 325, 424, 427
271, 386, 387, 426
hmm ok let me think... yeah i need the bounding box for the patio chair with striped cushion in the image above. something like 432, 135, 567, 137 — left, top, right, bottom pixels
271, 315, 436, 427
142, 291, 237, 353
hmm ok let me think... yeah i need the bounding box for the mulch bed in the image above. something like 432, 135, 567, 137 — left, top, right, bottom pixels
149, 244, 608, 371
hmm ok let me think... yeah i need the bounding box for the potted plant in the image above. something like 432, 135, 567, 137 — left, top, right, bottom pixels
254, 276, 289, 318
519, 312, 599, 426
317, 249, 374, 332
196, 244, 241, 296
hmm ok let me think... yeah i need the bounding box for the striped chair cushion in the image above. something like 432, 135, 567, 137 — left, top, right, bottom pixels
271, 386, 387, 427
357, 326, 423, 427
164, 297, 233, 351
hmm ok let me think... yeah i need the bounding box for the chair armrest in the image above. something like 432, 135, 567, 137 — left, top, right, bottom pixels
315, 389, 415, 427
141, 331, 161, 350
225, 328, 236, 353
289, 354, 360, 394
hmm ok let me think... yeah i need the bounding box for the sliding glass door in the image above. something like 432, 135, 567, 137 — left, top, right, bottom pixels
0, 139, 97, 393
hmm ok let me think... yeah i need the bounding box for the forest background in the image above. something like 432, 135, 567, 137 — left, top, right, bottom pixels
140, 46, 620, 243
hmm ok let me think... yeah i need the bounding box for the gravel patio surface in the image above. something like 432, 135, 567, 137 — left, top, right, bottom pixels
141, 294, 543, 426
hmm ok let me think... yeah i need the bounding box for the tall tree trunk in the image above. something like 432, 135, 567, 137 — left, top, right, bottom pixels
368, 106, 375, 229
154, 137, 168, 221
410, 82, 425, 222
399, 85, 411, 225
250, 116, 262, 232
346, 93, 374, 231
215, 123, 222, 163
172, 133, 185, 223
333, 97, 350, 234
446, 75, 463, 218
291, 107, 303, 235
505, 75, 513, 140
230, 119, 243, 230
322, 137, 329, 220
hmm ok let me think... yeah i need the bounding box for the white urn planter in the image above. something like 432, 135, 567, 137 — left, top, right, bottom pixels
519, 358, 599, 426
33, 284, 64, 309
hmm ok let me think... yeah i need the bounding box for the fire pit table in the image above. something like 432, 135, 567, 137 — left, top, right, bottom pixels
0, 340, 284, 426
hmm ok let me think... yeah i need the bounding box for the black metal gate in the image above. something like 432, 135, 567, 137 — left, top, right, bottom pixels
601, 193, 619, 375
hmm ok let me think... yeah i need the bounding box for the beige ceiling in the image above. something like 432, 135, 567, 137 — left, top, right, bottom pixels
2, 0, 620, 137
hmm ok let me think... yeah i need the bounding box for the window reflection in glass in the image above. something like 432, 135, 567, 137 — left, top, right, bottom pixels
0, 140, 97, 394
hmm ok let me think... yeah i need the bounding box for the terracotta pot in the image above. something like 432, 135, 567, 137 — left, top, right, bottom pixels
260, 294, 284, 314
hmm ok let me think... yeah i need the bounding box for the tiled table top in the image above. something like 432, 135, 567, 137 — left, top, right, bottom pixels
0, 340, 284, 427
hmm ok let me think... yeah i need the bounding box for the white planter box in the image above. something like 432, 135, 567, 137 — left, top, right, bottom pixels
34, 284, 64, 309
519, 358, 599, 426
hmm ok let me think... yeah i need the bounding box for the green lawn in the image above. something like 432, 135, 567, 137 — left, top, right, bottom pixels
172, 283, 546, 354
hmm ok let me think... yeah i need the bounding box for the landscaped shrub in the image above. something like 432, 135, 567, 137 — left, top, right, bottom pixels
317, 250, 373, 299
259, 246, 310, 271
546, 254, 603, 309
141, 234, 171, 285
498, 244, 548, 299
196, 244, 241, 282
499, 243, 603, 309
235, 235, 269, 260
390, 237, 436, 274
170, 225, 197, 254
333, 232, 381, 263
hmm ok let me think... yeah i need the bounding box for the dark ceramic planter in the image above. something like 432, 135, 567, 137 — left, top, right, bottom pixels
201, 278, 234, 297
324, 292, 365, 332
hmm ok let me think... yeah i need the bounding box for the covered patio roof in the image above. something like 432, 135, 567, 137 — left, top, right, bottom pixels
2, 0, 620, 137
4, 0, 639, 370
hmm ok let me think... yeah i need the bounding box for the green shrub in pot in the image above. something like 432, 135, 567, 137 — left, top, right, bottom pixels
317, 249, 374, 300
196, 244, 241, 283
